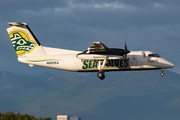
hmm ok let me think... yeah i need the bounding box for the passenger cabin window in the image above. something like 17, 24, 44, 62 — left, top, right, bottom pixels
148, 54, 161, 57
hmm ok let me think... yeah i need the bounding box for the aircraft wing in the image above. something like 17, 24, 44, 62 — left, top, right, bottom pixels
87, 42, 110, 53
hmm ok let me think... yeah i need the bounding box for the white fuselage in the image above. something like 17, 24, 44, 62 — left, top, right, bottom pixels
18, 47, 174, 72
6, 22, 175, 80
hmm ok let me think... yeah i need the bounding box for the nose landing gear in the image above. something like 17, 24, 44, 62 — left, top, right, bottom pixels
160, 69, 164, 77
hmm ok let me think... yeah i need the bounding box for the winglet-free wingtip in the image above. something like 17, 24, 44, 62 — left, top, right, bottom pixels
7, 22, 27, 26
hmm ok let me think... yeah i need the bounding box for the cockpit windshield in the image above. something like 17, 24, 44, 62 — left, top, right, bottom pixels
148, 54, 161, 57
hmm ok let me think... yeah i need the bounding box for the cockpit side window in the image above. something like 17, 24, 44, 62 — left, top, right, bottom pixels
154, 54, 161, 57
148, 54, 161, 57
148, 54, 154, 57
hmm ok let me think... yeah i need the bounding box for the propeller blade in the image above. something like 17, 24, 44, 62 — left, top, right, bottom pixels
123, 41, 130, 60
125, 41, 127, 52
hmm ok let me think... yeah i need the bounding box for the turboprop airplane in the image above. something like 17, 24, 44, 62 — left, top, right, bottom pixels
6, 22, 174, 80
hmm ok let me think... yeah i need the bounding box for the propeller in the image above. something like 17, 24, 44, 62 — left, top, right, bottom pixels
123, 41, 130, 60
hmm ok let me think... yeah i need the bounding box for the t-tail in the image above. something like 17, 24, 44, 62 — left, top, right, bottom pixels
7, 22, 46, 57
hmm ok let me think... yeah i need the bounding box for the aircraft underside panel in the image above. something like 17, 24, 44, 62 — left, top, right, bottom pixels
78, 67, 161, 72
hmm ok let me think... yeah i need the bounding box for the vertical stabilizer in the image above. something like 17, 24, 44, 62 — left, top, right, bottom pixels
7, 22, 46, 57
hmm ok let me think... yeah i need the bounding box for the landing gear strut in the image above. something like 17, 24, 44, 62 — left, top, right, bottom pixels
97, 72, 105, 80
160, 69, 164, 77
97, 59, 107, 80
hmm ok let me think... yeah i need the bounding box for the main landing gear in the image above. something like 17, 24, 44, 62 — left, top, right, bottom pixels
160, 69, 164, 77
97, 59, 107, 80
97, 71, 105, 80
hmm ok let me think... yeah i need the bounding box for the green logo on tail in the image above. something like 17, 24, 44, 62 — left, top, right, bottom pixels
9, 30, 36, 56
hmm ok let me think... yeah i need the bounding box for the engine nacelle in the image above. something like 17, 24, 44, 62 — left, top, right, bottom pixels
76, 54, 123, 60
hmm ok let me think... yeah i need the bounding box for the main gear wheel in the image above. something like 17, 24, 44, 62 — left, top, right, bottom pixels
97, 72, 105, 80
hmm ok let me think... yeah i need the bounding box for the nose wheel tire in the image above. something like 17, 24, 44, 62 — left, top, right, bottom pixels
160, 69, 164, 77
97, 72, 105, 80
160, 73, 164, 77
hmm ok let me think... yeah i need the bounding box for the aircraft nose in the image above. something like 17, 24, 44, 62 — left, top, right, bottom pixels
166, 61, 175, 68
160, 58, 175, 68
